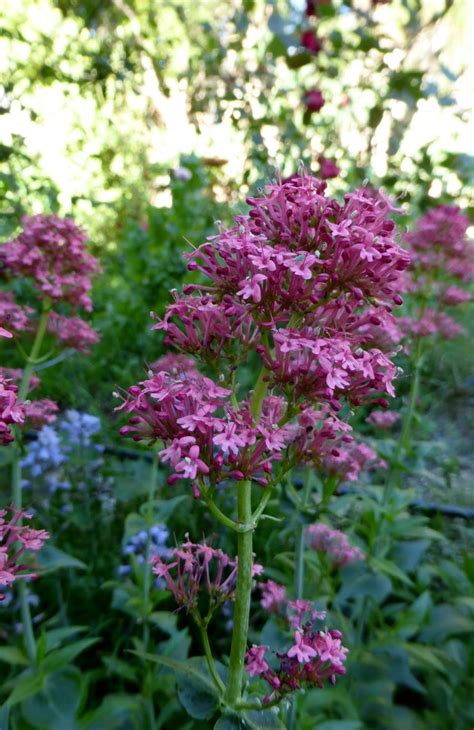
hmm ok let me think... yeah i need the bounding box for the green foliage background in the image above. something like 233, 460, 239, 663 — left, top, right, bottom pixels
0, 1, 473, 728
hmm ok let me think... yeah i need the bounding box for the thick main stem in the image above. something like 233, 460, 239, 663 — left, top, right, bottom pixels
12, 305, 50, 663
225, 366, 268, 705
225, 480, 253, 706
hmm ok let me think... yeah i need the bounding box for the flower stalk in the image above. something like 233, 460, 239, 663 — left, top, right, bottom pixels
11, 303, 50, 664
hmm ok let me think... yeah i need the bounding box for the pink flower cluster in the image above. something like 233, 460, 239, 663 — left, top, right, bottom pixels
319, 157, 340, 180
0, 507, 49, 597
400, 205, 473, 343
398, 310, 463, 341
0, 368, 40, 392
0, 368, 59, 429
0, 375, 25, 444
294, 405, 384, 481
404, 205, 473, 280
47, 312, 100, 353
260, 580, 287, 613
366, 409, 400, 429
118, 368, 294, 489
322, 440, 385, 482
0, 292, 32, 339
24, 399, 59, 427
120, 174, 409, 490
151, 536, 262, 613
306, 522, 365, 568
0, 215, 100, 354
0, 215, 100, 310
246, 613, 347, 702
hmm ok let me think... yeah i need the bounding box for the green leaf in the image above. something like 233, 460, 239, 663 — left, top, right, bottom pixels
316, 722, 364, 730
129, 651, 218, 693
37, 545, 87, 573
7, 671, 45, 707
79, 693, 146, 729
43, 638, 99, 673
392, 540, 429, 573
44, 626, 88, 652
370, 557, 413, 586
21, 668, 84, 729
243, 708, 286, 728
102, 655, 138, 682
215, 717, 244, 729
286, 52, 312, 70
149, 611, 178, 635
402, 643, 447, 673
419, 604, 474, 643
176, 657, 221, 720
130, 653, 224, 720
0, 646, 29, 666
0, 705, 9, 728
337, 567, 392, 605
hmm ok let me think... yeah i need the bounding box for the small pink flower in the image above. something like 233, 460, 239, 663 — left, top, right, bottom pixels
260, 580, 287, 612
304, 89, 325, 113
246, 645, 269, 677
237, 274, 267, 303
213, 422, 246, 455
319, 157, 340, 179
287, 630, 317, 663
301, 30, 322, 54
367, 410, 400, 429
175, 444, 210, 479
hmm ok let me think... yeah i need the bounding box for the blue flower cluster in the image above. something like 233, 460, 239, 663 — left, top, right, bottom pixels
21, 410, 103, 494
118, 525, 170, 577
59, 410, 101, 448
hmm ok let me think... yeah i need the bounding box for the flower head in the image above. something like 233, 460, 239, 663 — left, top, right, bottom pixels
304, 89, 325, 113
151, 537, 256, 613
0, 375, 25, 444
306, 522, 365, 568
301, 30, 322, 54
0, 215, 100, 311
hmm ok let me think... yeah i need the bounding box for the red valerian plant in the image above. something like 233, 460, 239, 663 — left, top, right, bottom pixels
399, 205, 473, 343
0, 213, 100, 664
119, 173, 410, 718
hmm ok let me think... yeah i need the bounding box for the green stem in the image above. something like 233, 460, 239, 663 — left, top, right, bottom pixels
142, 452, 158, 649
199, 622, 226, 695
294, 527, 306, 601
18, 582, 36, 662
12, 304, 50, 664
288, 470, 312, 730
399, 338, 424, 455
225, 479, 253, 707
18, 307, 51, 400
250, 366, 269, 421
201, 487, 243, 532
388, 337, 424, 494
225, 366, 269, 706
